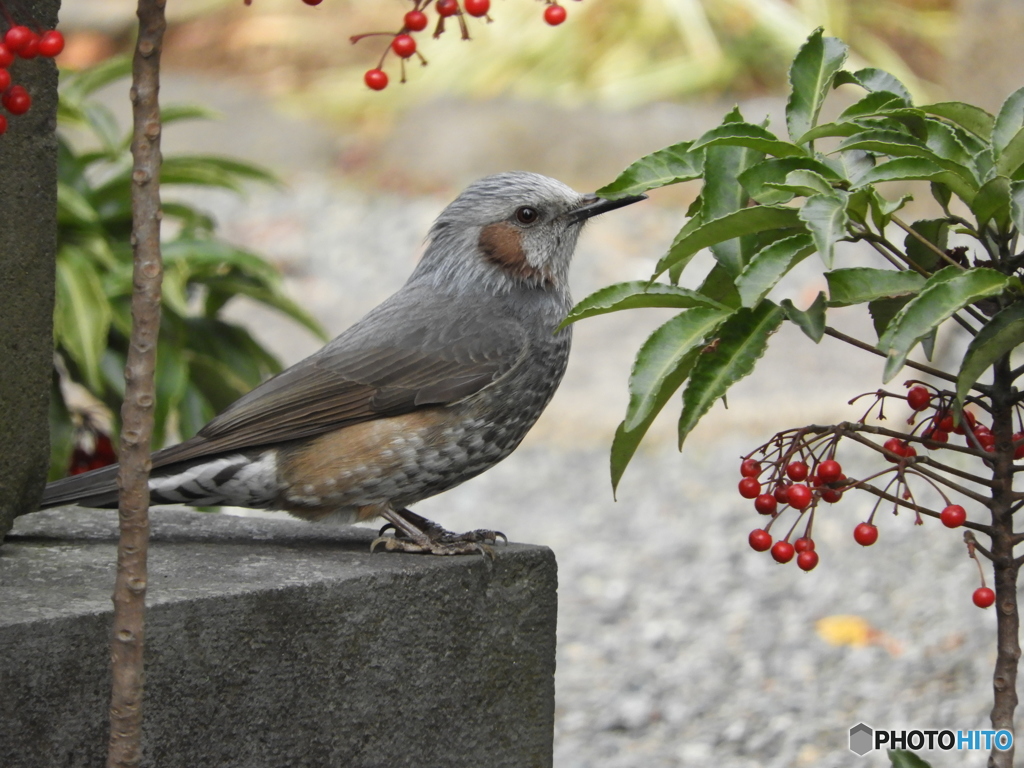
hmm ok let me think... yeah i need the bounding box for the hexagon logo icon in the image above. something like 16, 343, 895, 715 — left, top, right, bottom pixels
849, 723, 874, 756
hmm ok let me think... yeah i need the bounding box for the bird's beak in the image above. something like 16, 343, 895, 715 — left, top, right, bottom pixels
567, 193, 647, 223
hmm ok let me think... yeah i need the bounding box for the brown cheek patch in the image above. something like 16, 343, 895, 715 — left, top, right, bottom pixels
478, 222, 551, 285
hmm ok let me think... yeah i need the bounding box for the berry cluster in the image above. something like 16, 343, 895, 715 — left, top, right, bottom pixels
347, 0, 578, 91
740, 381, 1002, 608
0, 20, 64, 136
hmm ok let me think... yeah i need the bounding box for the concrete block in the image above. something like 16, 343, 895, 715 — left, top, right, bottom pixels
0, 509, 557, 767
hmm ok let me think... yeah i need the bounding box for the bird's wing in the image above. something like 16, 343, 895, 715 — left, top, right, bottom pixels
151, 288, 527, 469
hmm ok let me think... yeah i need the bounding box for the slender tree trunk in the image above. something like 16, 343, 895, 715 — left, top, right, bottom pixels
988, 355, 1019, 768
106, 0, 166, 765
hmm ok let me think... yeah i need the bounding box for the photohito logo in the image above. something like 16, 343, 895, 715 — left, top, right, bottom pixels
849, 723, 1013, 756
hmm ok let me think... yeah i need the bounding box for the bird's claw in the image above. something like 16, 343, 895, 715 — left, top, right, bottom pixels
370, 526, 506, 557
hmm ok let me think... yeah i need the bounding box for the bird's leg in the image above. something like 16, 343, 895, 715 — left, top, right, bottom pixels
371, 507, 506, 556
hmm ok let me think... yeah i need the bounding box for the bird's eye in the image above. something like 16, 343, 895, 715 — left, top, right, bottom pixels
515, 206, 539, 225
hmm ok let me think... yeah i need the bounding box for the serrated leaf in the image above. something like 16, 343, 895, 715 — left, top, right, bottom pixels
973, 175, 1012, 231
854, 157, 976, 205
781, 292, 827, 342
736, 233, 816, 307
691, 122, 805, 158
923, 102, 994, 141
834, 68, 913, 104
996, 126, 1024, 177
794, 121, 863, 145
1011, 180, 1024, 232
880, 267, 1012, 381
697, 263, 742, 309
957, 301, 1024, 403
597, 142, 705, 198
993, 87, 1024, 158
869, 189, 912, 232
678, 301, 785, 447
838, 91, 912, 122
610, 308, 731, 491
870, 296, 911, 340
904, 219, 949, 272
826, 268, 925, 307
787, 29, 849, 143
656, 207, 805, 278
562, 281, 727, 327
924, 119, 973, 167
799, 192, 849, 268
738, 157, 842, 205
55, 247, 113, 392
887, 750, 934, 768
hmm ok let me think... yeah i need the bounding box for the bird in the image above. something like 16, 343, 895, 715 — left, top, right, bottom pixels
41, 172, 646, 554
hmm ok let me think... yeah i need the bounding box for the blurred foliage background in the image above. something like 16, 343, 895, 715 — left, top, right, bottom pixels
61, 0, 954, 118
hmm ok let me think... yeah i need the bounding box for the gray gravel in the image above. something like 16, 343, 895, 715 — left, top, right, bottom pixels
187, 179, 1000, 768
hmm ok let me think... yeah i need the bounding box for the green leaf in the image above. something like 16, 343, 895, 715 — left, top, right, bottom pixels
57, 181, 100, 226
691, 122, 805, 158
787, 29, 849, 143
738, 157, 842, 204
996, 126, 1024, 177
827, 268, 926, 307
887, 749, 933, 768
973, 175, 1012, 231
781, 292, 827, 343
54, 247, 113, 392
597, 142, 705, 198
562, 282, 728, 327
853, 157, 976, 205
799, 192, 848, 268
880, 266, 1013, 381
834, 68, 913, 104
61, 55, 133, 101
697, 263, 742, 309
153, 342, 191, 449
922, 102, 994, 141
160, 104, 220, 126
993, 87, 1024, 158
656, 206, 805, 278
957, 301, 1024, 403
610, 307, 732, 492
736, 233, 816, 307
837, 91, 913, 122
904, 219, 949, 272
1011, 180, 1024, 233
869, 189, 912, 232
677, 301, 785, 447
869, 296, 911, 339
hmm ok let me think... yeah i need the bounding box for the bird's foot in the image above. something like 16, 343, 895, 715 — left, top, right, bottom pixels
371, 508, 506, 556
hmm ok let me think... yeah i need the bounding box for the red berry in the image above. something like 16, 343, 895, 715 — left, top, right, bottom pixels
907, 385, 931, 411
302, 0, 324, 5
748, 529, 772, 552
773, 484, 790, 504
973, 587, 995, 608
544, 4, 567, 24
464, 0, 490, 16
738, 477, 761, 499
883, 437, 903, 460
817, 459, 842, 483
4, 26, 32, 53
0, 44, 13, 68
0, 114, 6, 135
821, 488, 843, 504
740, 458, 761, 477
391, 33, 417, 58
437, 0, 460, 16
797, 550, 819, 571
754, 493, 777, 515
38, 30, 65, 58
794, 536, 815, 552
17, 32, 38, 59
771, 540, 795, 563
404, 10, 429, 31
1014, 432, 1024, 460
953, 409, 977, 435
923, 428, 949, 446
853, 522, 878, 546
787, 483, 812, 510
936, 412, 954, 432
364, 68, 388, 91
785, 461, 808, 481
0, 69, 9, 92
3, 86, 31, 115
940, 504, 966, 528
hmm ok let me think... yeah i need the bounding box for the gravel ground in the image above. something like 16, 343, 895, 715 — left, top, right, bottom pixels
187, 177, 1000, 768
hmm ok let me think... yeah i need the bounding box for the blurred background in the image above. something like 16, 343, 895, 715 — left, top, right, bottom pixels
51, 1, 1022, 766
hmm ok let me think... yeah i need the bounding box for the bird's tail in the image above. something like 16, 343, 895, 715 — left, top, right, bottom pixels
41, 464, 121, 509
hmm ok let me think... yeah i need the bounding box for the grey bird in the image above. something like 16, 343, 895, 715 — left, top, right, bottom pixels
41, 172, 645, 554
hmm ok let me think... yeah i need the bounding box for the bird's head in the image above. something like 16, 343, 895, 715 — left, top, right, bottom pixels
414, 171, 645, 295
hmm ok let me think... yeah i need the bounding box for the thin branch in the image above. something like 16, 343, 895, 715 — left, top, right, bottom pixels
107, 0, 165, 766
823, 326, 983, 389
891, 215, 967, 270
850, 480, 993, 536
